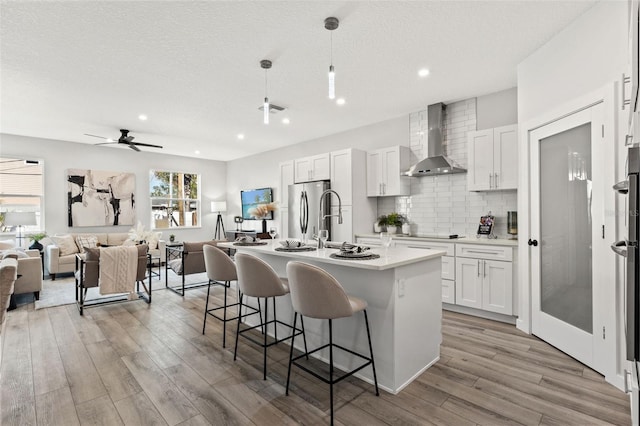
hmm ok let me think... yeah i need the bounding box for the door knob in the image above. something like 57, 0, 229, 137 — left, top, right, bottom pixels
528, 239, 538, 246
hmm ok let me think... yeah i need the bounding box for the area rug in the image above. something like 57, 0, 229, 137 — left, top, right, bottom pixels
34, 271, 210, 310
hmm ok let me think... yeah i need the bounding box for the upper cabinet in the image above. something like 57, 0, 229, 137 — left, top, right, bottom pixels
467, 124, 518, 191
366, 146, 411, 197
279, 160, 294, 208
294, 153, 330, 183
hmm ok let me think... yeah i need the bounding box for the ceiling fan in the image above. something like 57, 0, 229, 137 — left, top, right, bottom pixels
84, 129, 163, 152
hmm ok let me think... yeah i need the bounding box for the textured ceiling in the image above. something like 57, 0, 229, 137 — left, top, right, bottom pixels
0, 1, 597, 161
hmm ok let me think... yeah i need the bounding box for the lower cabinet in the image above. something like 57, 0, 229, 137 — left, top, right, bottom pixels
455, 244, 513, 315
354, 237, 516, 315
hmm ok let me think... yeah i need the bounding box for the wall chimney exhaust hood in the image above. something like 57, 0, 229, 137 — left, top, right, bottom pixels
404, 103, 466, 177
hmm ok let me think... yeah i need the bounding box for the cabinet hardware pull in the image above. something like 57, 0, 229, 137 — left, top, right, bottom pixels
484, 260, 487, 277
477, 260, 480, 277
494, 172, 499, 188
489, 172, 493, 189
465, 250, 501, 255
622, 73, 631, 110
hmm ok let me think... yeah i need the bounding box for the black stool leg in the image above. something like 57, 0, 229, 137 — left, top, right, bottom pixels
222, 281, 229, 348
300, 315, 309, 360
329, 318, 334, 426
286, 312, 297, 395
263, 297, 268, 380
364, 309, 379, 396
202, 280, 211, 335
273, 297, 278, 342
234, 293, 243, 361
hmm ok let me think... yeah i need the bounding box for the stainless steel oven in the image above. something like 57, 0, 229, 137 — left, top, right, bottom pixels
612, 146, 640, 424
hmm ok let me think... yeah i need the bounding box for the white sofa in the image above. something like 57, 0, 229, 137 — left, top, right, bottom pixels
44, 233, 165, 280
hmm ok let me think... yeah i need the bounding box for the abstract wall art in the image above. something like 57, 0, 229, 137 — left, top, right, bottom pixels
67, 169, 136, 227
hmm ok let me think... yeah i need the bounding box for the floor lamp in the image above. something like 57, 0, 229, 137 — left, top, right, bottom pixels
211, 201, 227, 240
5, 211, 37, 248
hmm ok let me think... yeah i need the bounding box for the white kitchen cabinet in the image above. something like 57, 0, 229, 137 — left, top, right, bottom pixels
330, 205, 352, 243
468, 124, 518, 191
294, 153, 330, 183
366, 146, 411, 197
279, 160, 294, 208
329, 149, 376, 242
455, 244, 513, 315
279, 208, 289, 239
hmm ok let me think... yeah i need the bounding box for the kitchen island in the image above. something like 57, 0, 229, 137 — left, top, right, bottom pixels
218, 240, 445, 394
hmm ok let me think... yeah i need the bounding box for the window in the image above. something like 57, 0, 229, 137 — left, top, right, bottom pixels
150, 170, 200, 229
0, 157, 44, 236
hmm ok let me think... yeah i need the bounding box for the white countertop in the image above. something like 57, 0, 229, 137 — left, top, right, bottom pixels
355, 234, 519, 247
218, 239, 445, 271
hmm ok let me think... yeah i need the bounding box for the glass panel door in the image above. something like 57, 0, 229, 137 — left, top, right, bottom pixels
539, 123, 592, 333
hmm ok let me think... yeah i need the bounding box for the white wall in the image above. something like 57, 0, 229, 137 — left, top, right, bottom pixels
517, 1, 626, 124
225, 115, 408, 231
477, 87, 517, 130
516, 0, 627, 389
0, 133, 227, 242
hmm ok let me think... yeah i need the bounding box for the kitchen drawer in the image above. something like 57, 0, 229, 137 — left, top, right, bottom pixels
456, 244, 512, 261
395, 240, 455, 256
442, 279, 454, 304
442, 255, 454, 280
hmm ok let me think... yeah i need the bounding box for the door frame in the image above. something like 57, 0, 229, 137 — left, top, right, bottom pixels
518, 83, 619, 388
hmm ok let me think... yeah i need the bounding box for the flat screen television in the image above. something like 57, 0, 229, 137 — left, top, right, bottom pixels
241, 187, 274, 220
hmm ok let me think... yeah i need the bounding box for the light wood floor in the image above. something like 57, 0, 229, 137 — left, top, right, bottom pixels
1, 285, 631, 425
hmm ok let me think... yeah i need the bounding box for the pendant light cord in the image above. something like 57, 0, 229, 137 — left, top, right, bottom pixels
330, 31, 333, 66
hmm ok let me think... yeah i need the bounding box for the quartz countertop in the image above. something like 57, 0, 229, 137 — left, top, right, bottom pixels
218, 239, 445, 271
355, 234, 519, 247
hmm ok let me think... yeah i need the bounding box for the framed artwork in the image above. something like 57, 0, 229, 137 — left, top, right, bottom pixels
67, 169, 136, 227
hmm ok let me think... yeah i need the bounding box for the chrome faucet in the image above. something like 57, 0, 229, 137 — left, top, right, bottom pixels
318, 189, 343, 245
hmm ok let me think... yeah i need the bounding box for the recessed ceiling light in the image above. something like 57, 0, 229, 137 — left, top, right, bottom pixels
237, 134, 245, 140
195, 150, 200, 155
282, 118, 290, 125
418, 68, 430, 77
336, 98, 346, 105
138, 114, 148, 121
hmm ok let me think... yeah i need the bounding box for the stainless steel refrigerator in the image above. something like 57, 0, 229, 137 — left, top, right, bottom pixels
288, 180, 331, 242
612, 146, 640, 422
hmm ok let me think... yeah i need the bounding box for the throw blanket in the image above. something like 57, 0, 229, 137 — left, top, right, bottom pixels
99, 245, 138, 296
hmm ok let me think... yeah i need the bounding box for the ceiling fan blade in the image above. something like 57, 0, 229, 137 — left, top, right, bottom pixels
84, 133, 109, 140
127, 143, 141, 152
95, 142, 118, 146
130, 141, 163, 149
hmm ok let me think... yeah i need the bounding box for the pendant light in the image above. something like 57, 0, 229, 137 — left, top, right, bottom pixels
261, 59, 272, 124
324, 17, 339, 99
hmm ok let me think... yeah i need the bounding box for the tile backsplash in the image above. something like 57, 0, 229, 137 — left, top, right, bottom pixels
377, 98, 518, 238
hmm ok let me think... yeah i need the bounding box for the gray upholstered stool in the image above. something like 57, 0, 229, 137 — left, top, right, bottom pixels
202, 245, 259, 348
234, 252, 307, 380
285, 260, 379, 425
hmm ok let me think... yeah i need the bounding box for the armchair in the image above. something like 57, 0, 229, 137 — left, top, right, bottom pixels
165, 240, 224, 296
75, 244, 151, 315
2, 249, 42, 300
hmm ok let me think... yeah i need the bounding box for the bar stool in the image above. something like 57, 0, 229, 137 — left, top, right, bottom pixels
285, 261, 379, 425
234, 252, 307, 380
202, 245, 260, 348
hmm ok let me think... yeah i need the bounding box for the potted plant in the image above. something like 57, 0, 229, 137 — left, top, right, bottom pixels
29, 232, 47, 251
375, 215, 388, 233
386, 213, 405, 234
169, 234, 176, 242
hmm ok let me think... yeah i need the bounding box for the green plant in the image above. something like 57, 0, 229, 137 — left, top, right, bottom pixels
29, 232, 47, 242
376, 215, 388, 226
386, 213, 405, 227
